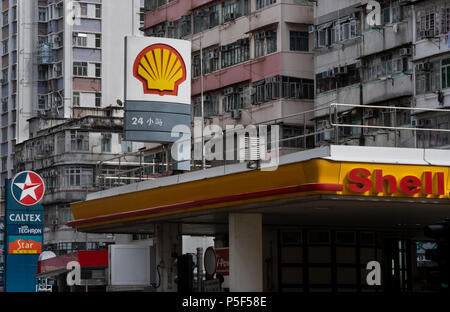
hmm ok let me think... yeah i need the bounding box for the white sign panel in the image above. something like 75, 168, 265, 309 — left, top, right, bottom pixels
109, 245, 151, 286
125, 36, 192, 104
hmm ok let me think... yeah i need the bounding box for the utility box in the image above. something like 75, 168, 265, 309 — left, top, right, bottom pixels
107, 244, 156, 292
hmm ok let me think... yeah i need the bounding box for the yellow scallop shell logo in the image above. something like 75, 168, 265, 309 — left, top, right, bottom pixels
133, 44, 187, 96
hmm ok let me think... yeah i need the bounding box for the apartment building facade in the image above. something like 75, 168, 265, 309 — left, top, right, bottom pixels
142, 0, 316, 159
412, 0, 450, 149
0, 0, 143, 188
313, 0, 417, 147
0, 0, 145, 254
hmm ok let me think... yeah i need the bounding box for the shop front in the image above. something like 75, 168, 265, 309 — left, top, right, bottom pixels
68, 145, 450, 292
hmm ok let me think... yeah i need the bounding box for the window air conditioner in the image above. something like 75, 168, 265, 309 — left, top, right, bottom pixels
424, 29, 434, 38
224, 87, 234, 95
225, 12, 235, 21
399, 47, 412, 56
231, 109, 241, 120
423, 62, 432, 71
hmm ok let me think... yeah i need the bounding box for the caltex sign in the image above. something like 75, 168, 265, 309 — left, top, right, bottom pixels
4, 171, 45, 292
11, 171, 45, 206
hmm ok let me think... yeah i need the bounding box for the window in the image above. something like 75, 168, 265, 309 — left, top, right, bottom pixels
281, 125, 306, 148
58, 205, 73, 225
441, 6, 450, 35
381, 6, 390, 25
10, 124, 15, 140
193, 5, 219, 34
2, 127, 7, 143
11, 6, 16, 21
266, 30, 277, 54
38, 7, 47, 22
95, 63, 101, 77
252, 76, 314, 104
122, 141, 133, 153
80, 3, 88, 17
72, 33, 87, 47
205, 94, 220, 117
192, 48, 220, 77
193, 94, 220, 117
95, 34, 101, 48
38, 66, 47, 80
70, 131, 89, 151
1, 156, 7, 172
95, 4, 101, 18
101, 136, 111, 152
316, 64, 360, 94
253, 29, 277, 58
222, 0, 249, 23
1, 68, 7, 83
95, 93, 101, 107
254, 32, 265, 58
3, 11, 8, 26
442, 58, 450, 90
222, 86, 250, 112
1, 98, 7, 112
56, 132, 65, 154
54, 62, 63, 77
38, 95, 47, 110
221, 38, 250, 69
145, 0, 176, 11
340, 22, 350, 41
290, 31, 308, 51
416, 7, 437, 40
314, 15, 360, 48
2, 39, 8, 55
11, 64, 16, 80
64, 167, 93, 187
73, 62, 87, 76
256, 0, 276, 10
73, 92, 80, 107
415, 60, 440, 95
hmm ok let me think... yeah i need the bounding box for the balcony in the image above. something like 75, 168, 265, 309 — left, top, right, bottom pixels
415, 88, 450, 110
363, 73, 413, 105
362, 19, 413, 57
315, 84, 361, 118
415, 35, 450, 62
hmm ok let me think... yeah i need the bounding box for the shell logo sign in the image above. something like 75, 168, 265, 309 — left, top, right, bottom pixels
125, 36, 191, 104
133, 44, 187, 96
124, 37, 191, 145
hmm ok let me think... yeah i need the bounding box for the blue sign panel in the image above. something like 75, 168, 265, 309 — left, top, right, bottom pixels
4, 176, 44, 292
6, 225, 43, 236
124, 101, 191, 144
6, 211, 44, 225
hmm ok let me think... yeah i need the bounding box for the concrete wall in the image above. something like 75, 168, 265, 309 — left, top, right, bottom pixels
363, 74, 413, 105
102, 0, 142, 109
362, 19, 413, 57
17, 0, 38, 143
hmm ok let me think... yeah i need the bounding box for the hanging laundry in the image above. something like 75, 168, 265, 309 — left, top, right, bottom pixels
393, 23, 398, 33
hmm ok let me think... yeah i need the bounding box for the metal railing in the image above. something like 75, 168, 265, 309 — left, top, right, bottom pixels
95, 103, 450, 189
